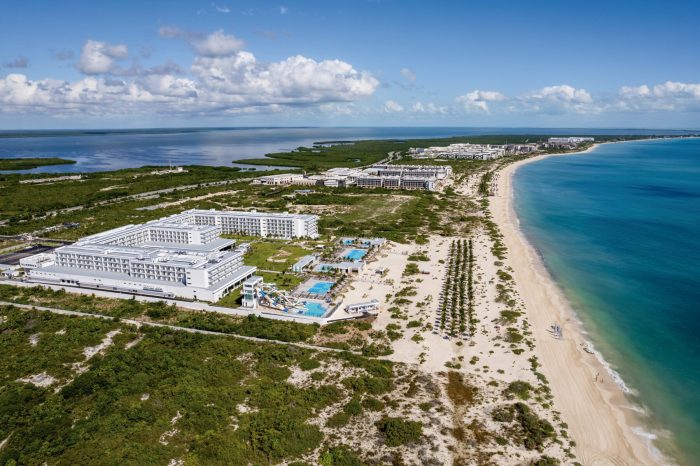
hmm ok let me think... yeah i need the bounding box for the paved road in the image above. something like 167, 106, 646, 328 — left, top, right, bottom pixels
0, 300, 361, 355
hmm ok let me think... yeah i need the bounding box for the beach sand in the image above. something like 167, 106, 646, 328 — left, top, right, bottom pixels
491, 146, 662, 465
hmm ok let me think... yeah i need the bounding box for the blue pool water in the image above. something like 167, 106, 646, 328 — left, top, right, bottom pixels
301, 301, 327, 317
345, 249, 367, 260
515, 138, 700, 464
307, 281, 334, 295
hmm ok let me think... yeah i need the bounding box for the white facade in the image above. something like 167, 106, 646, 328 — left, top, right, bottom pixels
411, 144, 507, 160
250, 164, 450, 192
254, 173, 307, 185
345, 299, 380, 314
19, 253, 55, 269
166, 209, 319, 239
548, 137, 595, 144
24, 211, 262, 302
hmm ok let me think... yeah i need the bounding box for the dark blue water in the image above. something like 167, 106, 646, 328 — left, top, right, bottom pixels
1, 126, 692, 174
515, 139, 700, 464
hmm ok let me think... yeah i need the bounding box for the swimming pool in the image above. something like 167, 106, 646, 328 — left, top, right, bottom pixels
307, 281, 334, 295
345, 249, 367, 260
301, 301, 327, 317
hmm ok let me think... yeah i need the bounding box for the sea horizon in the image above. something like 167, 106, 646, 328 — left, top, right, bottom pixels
514, 138, 700, 464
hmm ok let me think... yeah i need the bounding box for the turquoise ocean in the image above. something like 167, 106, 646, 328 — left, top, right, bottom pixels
514, 139, 700, 464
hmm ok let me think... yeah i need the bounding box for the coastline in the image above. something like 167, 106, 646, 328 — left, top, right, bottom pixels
490, 144, 665, 465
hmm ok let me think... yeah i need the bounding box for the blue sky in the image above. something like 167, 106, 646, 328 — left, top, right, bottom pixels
1, 0, 699, 129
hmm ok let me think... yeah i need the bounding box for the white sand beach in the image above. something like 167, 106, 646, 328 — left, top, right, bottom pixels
490, 146, 662, 465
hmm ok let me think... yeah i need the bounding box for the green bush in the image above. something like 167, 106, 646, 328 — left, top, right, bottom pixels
505, 381, 534, 400
491, 406, 515, 423
343, 397, 363, 416
319, 445, 364, 466
375, 417, 423, 447
361, 397, 385, 412
514, 402, 556, 450
326, 412, 351, 428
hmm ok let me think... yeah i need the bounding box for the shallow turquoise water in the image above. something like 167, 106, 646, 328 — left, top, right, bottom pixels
514, 139, 700, 464
307, 281, 334, 295
345, 249, 367, 261
301, 301, 327, 317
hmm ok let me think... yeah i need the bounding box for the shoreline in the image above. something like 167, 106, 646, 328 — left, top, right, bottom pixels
490, 143, 666, 465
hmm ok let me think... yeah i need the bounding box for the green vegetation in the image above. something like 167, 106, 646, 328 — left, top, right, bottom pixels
514, 402, 556, 450
0, 164, 260, 226
0, 157, 76, 170
237, 140, 406, 170
375, 417, 423, 447
0, 284, 318, 343
505, 380, 534, 400
0, 306, 338, 465
243, 240, 312, 272
319, 445, 364, 466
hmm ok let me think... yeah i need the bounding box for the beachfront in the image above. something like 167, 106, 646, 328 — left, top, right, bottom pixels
491, 146, 661, 464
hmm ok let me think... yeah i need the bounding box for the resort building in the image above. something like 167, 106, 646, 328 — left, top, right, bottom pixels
252, 164, 451, 192
291, 255, 318, 273
20, 208, 323, 301
314, 261, 364, 274
370, 164, 453, 179
255, 173, 309, 186
165, 209, 319, 239
345, 299, 380, 315
410, 143, 508, 160
548, 137, 594, 144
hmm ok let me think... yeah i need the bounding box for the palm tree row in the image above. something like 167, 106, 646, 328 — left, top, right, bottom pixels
436, 238, 472, 338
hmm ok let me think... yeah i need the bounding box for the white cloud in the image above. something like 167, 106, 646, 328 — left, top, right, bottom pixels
456, 89, 504, 112
279, 6, 288, 14
158, 26, 186, 39
77, 40, 128, 74
191, 53, 378, 105
518, 84, 594, 114
160, 27, 245, 57
0, 30, 379, 118
192, 30, 245, 57
383, 100, 404, 112
400, 68, 416, 82
212, 3, 230, 13
411, 101, 447, 114
616, 81, 700, 112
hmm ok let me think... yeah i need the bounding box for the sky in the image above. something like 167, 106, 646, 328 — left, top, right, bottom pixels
1, 0, 699, 129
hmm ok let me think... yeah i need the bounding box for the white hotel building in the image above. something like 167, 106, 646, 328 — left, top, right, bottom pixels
166, 209, 319, 239
23, 209, 319, 301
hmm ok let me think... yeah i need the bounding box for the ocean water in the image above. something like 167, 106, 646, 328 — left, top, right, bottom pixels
514, 139, 700, 464
0, 126, 690, 174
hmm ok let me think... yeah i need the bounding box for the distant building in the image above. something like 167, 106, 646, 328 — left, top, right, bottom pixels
251, 164, 451, 192
548, 137, 595, 144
